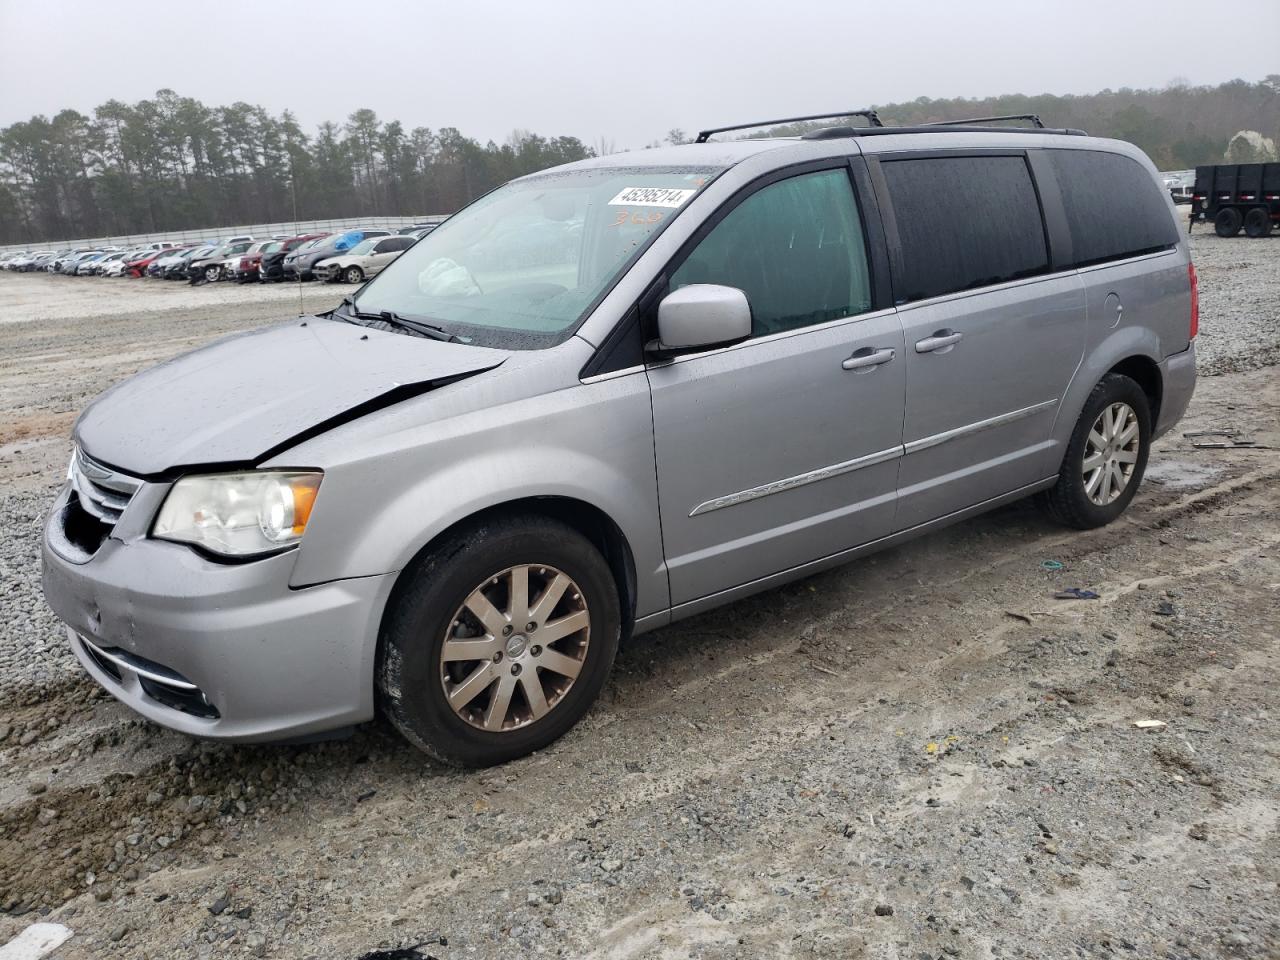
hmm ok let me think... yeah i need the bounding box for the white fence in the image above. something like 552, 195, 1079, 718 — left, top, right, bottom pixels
0, 215, 449, 256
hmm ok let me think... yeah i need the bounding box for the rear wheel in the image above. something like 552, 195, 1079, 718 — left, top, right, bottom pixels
1214, 207, 1243, 238
344, 265, 365, 284
378, 515, 620, 767
1040, 373, 1151, 530
1244, 207, 1273, 238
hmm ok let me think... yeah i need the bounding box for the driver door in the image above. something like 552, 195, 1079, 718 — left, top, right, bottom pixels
647, 165, 906, 607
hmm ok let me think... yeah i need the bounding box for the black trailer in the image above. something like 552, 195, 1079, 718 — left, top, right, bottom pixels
1190, 163, 1280, 237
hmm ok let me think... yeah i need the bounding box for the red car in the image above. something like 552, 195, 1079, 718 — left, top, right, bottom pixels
232, 240, 286, 284
125, 251, 165, 278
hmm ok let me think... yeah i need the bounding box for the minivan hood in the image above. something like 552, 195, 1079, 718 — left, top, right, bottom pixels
75, 317, 508, 476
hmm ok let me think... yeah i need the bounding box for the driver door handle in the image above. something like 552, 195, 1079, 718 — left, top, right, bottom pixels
915, 330, 964, 353
842, 347, 896, 371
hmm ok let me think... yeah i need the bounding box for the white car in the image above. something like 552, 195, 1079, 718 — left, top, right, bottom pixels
89, 252, 128, 275
75, 253, 112, 275
102, 252, 145, 277
315, 235, 416, 283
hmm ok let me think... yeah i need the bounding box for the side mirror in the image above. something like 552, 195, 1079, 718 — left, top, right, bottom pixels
650, 284, 752, 357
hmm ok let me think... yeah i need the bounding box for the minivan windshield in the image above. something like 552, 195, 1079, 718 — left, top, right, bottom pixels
351, 165, 723, 349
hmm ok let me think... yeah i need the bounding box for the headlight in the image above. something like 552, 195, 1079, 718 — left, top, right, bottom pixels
152, 471, 322, 558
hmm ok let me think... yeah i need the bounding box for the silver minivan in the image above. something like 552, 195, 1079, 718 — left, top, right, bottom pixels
43, 115, 1198, 766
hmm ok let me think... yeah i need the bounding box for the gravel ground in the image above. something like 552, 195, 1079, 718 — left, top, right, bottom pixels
0, 234, 1277, 959
1190, 230, 1280, 376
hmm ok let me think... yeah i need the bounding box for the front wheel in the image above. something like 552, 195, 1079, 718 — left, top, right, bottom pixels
1214, 207, 1243, 238
1040, 373, 1151, 530
204, 265, 222, 282
344, 266, 365, 284
378, 515, 620, 767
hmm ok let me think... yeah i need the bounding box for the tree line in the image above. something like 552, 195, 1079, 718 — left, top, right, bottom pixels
721, 76, 1280, 169
0, 91, 594, 244
2, 77, 1279, 245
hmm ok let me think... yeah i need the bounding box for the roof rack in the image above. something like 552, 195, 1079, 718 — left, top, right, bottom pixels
925, 114, 1046, 128
695, 110, 883, 143
800, 123, 1087, 140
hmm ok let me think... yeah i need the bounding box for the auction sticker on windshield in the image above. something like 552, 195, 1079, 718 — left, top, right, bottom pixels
608, 187, 697, 208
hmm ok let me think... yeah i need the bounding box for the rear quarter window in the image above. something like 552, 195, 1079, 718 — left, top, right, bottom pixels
881, 155, 1049, 304
1047, 149, 1179, 267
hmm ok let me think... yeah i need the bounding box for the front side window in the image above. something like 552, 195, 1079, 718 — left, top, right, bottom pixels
669, 168, 873, 336
354, 165, 723, 349
882, 155, 1049, 303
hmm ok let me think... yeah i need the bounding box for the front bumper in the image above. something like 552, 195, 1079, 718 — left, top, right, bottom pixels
42, 484, 394, 742
1154, 340, 1197, 440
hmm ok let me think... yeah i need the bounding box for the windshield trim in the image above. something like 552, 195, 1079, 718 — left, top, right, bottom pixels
352, 163, 727, 350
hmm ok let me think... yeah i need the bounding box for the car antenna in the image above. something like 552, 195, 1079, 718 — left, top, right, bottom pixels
289, 156, 304, 318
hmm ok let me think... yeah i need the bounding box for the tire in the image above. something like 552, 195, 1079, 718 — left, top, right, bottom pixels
1214, 207, 1243, 238
1244, 207, 1272, 238
204, 265, 221, 282
1039, 371, 1152, 529
378, 514, 620, 767
344, 266, 365, 284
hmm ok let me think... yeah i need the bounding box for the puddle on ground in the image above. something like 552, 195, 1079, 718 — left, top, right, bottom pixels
1145, 459, 1223, 489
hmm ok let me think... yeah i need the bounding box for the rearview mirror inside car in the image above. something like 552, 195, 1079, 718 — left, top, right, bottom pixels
649, 284, 752, 358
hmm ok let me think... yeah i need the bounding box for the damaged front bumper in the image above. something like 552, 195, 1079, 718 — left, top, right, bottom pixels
42, 483, 394, 742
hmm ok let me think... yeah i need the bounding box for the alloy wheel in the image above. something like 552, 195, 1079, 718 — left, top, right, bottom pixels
440, 564, 590, 733
1083, 401, 1139, 506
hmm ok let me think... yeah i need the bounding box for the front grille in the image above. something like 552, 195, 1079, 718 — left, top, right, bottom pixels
70, 447, 140, 526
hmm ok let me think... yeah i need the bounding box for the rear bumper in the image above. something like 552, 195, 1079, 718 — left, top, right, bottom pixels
42, 486, 394, 742
1155, 341, 1196, 440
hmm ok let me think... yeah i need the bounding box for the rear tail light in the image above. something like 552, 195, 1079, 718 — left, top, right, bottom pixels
1188, 262, 1199, 341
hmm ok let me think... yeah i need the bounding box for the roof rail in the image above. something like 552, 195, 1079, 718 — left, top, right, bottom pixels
800, 123, 1087, 140
925, 114, 1046, 128
695, 110, 883, 143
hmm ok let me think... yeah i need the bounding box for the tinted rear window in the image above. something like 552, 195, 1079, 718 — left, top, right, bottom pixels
1047, 149, 1179, 267
882, 155, 1049, 303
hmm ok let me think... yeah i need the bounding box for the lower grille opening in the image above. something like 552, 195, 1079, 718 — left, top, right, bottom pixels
80, 638, 122, 682
139, 676, 221, 719
79, 636, 221, 720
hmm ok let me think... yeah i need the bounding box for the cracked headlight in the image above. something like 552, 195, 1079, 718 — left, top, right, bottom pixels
153, 471, 322, 557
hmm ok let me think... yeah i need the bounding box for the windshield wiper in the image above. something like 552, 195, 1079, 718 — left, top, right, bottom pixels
337, 297, 462, 343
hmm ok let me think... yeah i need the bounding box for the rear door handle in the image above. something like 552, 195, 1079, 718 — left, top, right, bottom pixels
914, 330, 964, 353
842, 347, 896, 371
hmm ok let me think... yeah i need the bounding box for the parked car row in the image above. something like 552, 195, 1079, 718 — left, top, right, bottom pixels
1, 223, 438, 285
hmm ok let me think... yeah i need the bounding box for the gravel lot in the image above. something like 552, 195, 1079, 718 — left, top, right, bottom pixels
0, 232, 1278, 959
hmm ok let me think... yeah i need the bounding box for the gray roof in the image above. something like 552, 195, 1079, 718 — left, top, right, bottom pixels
529, 129, 1140, 180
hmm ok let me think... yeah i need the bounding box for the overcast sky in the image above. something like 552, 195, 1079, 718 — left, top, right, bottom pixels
2, 0, 1276, 147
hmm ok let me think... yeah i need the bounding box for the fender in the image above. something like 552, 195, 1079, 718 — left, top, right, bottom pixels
273, 339, 670, 620
1046, 323, 1164, 474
